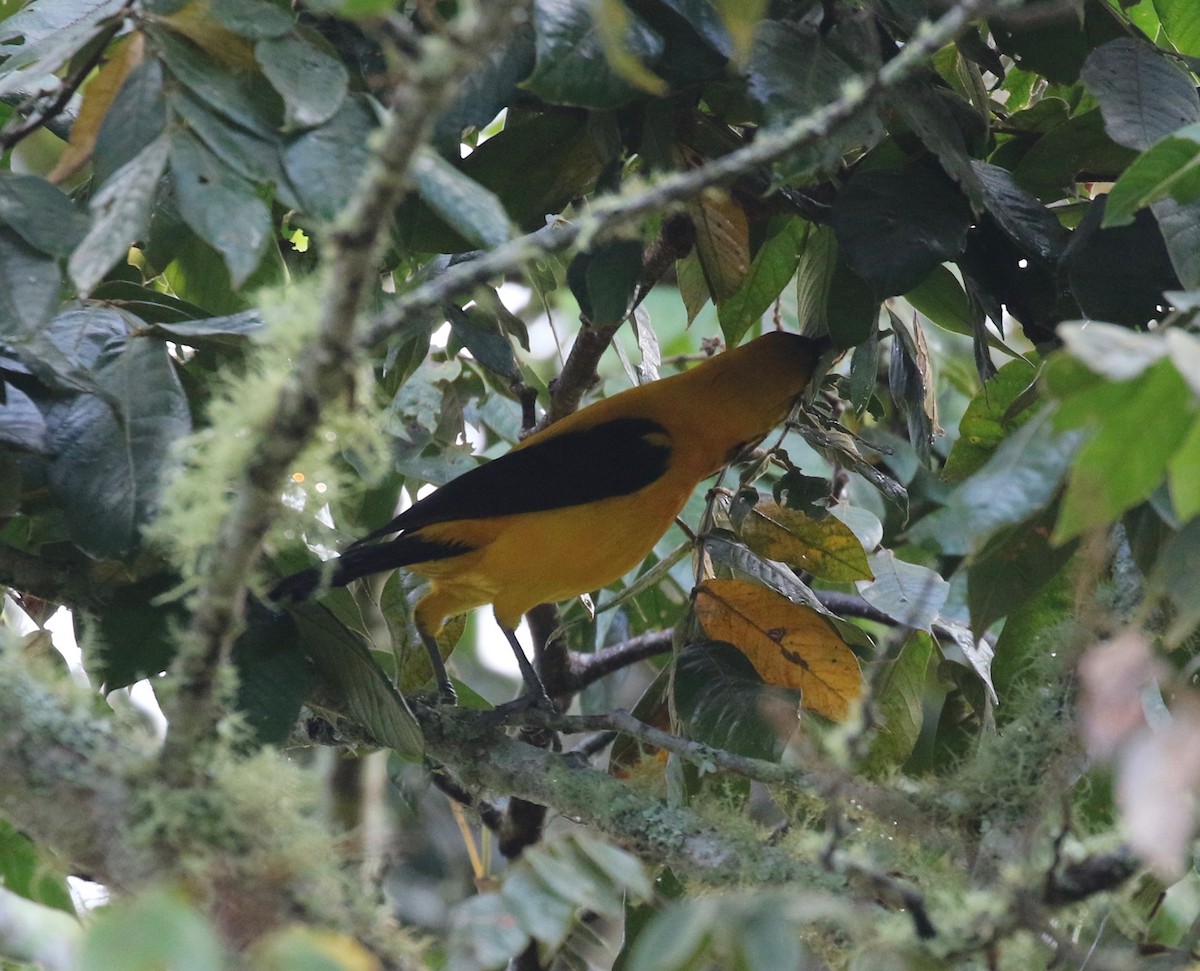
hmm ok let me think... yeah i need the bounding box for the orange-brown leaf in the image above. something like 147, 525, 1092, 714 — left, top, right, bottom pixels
694, 577, 863, 720
688, 187, 750, 302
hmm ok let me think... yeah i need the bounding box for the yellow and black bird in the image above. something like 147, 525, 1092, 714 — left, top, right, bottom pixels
270, 330, 823, 704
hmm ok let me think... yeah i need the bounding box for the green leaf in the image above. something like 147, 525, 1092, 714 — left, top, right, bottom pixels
79, 891, 222, 971
888, 83, 984, 210
1155, 0, 1200, 56
1057, 321, 1167, 381
972, 160, 1068, 260
1055, 357, 1198, 542
0, 173, 89, 258
568, 239, 644, 327
289, 601, 423, 757
1012, 109, 1138, 200
47, 336, 192, 557
831, 165, 973, 296
674, 640, 799, 761
863, 631, 934, 773
1168, 414, 1200, 521
283, 96, 374, 221
747, 21, 883, 169
232, 602, 314, 746
86, 575, 185, 689
170, 131, 272, 288
0, 228, 61, 339
942, 355, 1041, 481
445, 304, 519, 380
967, 503, 1078, 633
499, 868, 576, 948
523, 0, 664, 109
1104, 125, 1200, 227
1082, 39, 1200, 151
1154, 195, 1200, 289
855, 550, 949, 631
717, 217, 803, 345
168, 87, 297, 207
907, 407, 1084, 556
211, 0, 294, 39
69, 135, 170, 294
92, 60, 168, 188
255, 32, 348, 128
412, 148, 513, 249
153, 26, 281, 135
0, 819, 75, 914
731, 496, 873, 583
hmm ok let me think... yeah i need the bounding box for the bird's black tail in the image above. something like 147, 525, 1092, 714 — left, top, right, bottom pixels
268, 532, 473, 604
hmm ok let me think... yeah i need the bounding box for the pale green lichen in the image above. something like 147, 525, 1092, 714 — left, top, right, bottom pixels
147, 281, 393, 592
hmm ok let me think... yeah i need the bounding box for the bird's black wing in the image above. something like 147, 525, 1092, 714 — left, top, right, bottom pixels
353, 416, 673, 544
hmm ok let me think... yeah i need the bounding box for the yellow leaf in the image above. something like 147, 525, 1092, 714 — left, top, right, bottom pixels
694, 578, 863, 721
688, 186, 750, 302
734, 499, 875, 582
254, 926, 383, 971
48, 33, 145, 184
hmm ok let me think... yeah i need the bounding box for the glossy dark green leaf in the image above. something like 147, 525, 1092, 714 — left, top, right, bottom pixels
832, 166, 972, 296
283, 96, 374, 221
0, 173, 88, 258
888, 83, 984, 209
256, 32, 348, 129
90, 59, 169, 187
991, 0, 1126, 85
674, 640, 799, 761
747, 20, 884, 169
153, 26, 281, 135
210, 0, 294, 39
445, 304, 519, 380
1104, 126, 1200, 228
168, 87, 297, 206
1081, 38, 1200, 152
888, 313, 935, 465
0, 228, 61, 339
69, 136, 170, 294
972, 161, 1067, 261
0, 0, 123, 96
152, 309, 266, 341
432, 25, 536, 152
523, 0, 665, 109
170, 131, 272, 288
1012, 109, 1137, 200
46, 336, 191, 557
412, 148, 512, 250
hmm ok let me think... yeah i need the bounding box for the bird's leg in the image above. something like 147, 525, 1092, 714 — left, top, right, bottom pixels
500, 625, 557, 713
419, 629, 458, 705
